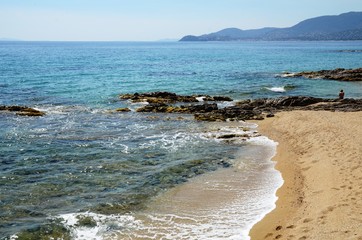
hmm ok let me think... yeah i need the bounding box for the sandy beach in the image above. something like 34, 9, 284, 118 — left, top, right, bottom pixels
249, 110, 362, 240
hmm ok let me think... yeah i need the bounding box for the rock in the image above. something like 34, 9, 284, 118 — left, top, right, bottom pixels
218, 160, 231, 168
195, 107, 258, 121
129, 95, 362, 122
282, 67, 362, 81
217, 134, 250, 139
16, 111, 45, 117
0, 105, 46, 116
136, 103, 169, 113
183, 103, 218, 113
195, 112, 226, 122
136, 103, 218, 114
116, 108, 131, 112
120, 92, 233, 104
236, 96, 326, 110
201, 95, 233, 101
196, 96, 362, 122
120, 91, 198, 104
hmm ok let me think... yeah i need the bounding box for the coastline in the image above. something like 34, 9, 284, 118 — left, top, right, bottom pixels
249, 110, 362, 240
111, 122, 283, 239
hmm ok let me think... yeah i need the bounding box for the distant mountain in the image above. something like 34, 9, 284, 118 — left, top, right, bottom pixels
180, 12, 362, 41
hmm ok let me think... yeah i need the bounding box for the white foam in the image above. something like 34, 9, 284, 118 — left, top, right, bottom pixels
118, 137, 283, 240
247, 135, 278, 147
276, 72, 297, 78
196, 96, 205, 102
266, 86, 286, 92
201, 122, 259, 142
217, 100, 236, 109
58, 212, 142, 240
140, 131, 201, 152
35, 105, 101, 115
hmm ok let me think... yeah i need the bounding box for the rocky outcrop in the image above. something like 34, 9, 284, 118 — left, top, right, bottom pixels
120, 92, 233, 104
282, 68, 362, 81
195, 106, 263, 122
120, 92, 198, 104
119, 92, 362, 122
0, 106, 45, 116
194, 96, 362, 121
136, 103, 218, 114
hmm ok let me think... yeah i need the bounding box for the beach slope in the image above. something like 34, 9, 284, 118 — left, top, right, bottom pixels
250, 111, 362, 240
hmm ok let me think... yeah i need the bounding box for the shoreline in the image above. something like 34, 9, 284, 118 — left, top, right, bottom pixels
111, 122, 283, 239
249, 110, 362, 240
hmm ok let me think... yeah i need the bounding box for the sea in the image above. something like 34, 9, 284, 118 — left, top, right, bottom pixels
0, 41, 361, 240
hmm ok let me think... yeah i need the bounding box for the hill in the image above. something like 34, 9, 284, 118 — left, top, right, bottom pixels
180, 12, 362, 41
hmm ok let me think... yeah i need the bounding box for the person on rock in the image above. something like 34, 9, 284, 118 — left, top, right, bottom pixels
339, 89, 345, 99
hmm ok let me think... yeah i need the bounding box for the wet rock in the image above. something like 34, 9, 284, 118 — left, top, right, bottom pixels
196, 96, 362, 122
136, 103, 218, 114
201, 95, 233, 101
120, 91, 198, 104
195, 107, 258, 122
129, 95, 361, 122
115, 107, 131, 112
282, 67, 362, 81
266, 112, 275, 118
76, 215, 97, 227
218, 160, 231, 168
0, 105, 45, 116
194, 112, 226, 122
217, 134, 250, 139
120, 91, 233, 104
236, 96, 324, 109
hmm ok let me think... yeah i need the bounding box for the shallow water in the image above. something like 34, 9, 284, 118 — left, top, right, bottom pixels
1, 41, 362, 239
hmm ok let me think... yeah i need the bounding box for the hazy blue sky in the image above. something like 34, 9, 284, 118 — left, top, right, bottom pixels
1, 0, 361, 41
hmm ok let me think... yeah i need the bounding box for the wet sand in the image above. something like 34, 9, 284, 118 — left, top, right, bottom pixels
249, 111, 362, 240
114, 132, 282, 239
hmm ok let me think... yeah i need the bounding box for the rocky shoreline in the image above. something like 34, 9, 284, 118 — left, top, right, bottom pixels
281, 67, 362, 81
120, 92, 362, 121
3, 92, 361, 120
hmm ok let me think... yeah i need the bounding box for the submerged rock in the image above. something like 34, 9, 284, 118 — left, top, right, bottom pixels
0, 105, 45, 116
281, 67, 362, 81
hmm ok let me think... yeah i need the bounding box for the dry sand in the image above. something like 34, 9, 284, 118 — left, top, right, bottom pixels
249, 111, 362, 240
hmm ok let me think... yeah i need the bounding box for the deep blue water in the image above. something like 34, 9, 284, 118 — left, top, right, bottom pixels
0, 41, 361, 239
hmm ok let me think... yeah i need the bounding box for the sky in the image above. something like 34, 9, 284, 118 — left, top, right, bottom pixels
0, 0, 361, 41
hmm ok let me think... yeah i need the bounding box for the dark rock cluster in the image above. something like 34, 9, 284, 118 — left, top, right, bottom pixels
120, 91, 233, 104
119, 92, 362, 122
195, 97, 362, 121
284, 68, 362, 81
136, 103, 218, 114
0, 105, 45, 116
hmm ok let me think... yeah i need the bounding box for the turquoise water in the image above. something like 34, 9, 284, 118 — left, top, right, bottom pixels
0, 41, 361, 239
